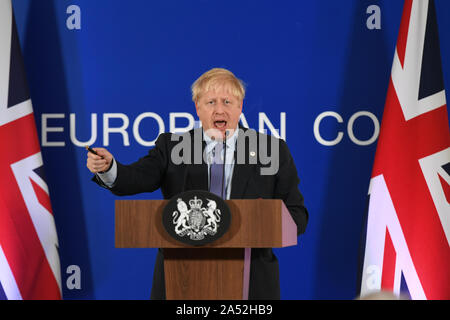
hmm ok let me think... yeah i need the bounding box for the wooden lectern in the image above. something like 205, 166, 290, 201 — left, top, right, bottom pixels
115, 199, 297, 300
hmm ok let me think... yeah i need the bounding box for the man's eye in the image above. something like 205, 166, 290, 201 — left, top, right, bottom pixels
207, 100, 214, 105
225, 100, 230, 104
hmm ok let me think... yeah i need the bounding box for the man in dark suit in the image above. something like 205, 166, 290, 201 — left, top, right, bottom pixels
86, 68, 308, 299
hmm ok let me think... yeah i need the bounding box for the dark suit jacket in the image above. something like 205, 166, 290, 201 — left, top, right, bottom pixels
93, 126, 308, 299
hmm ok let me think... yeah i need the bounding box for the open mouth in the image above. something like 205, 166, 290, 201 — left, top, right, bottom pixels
213, 120, 227, 129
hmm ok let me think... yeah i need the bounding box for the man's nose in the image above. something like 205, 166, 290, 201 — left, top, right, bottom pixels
214, 101, 225, 113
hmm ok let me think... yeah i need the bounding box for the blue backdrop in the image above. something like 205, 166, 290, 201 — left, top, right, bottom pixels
11, 0, 450, 299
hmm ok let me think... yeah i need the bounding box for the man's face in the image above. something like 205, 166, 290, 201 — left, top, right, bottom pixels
195, 86, 243, 139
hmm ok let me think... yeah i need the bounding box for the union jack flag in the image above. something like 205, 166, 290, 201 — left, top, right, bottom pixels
0, 1, 61, 299
359, 0, 450, 299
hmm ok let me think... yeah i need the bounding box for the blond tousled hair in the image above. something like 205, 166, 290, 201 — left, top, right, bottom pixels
191, 68, 246, 103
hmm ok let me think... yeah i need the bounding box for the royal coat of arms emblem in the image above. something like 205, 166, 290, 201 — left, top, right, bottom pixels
173, 196, 221, 240
162, 190, 231, 246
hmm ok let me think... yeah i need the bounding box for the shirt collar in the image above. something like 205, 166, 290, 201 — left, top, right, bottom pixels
203, 127, 239, 150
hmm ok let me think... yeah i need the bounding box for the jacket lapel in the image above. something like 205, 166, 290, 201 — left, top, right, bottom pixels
185, 128, 208, 191
230, 127, 256, 199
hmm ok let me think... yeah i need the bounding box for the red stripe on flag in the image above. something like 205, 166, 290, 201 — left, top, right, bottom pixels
396, 0, 413, 68
381, 229, 396, 291
438, 174, 450, 204
30, 179, 53, 216
0, 114, 60, 299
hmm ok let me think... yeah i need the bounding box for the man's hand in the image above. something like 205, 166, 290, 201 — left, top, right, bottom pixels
86, 147, 113, 173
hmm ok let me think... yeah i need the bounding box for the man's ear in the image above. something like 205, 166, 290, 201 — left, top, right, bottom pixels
194, 101, 200, 117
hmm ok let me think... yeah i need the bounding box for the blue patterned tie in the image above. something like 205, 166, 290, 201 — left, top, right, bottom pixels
209, 142, 225, 198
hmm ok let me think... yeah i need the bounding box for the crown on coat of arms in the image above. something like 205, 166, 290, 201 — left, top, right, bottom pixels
189, 196, 203, 209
